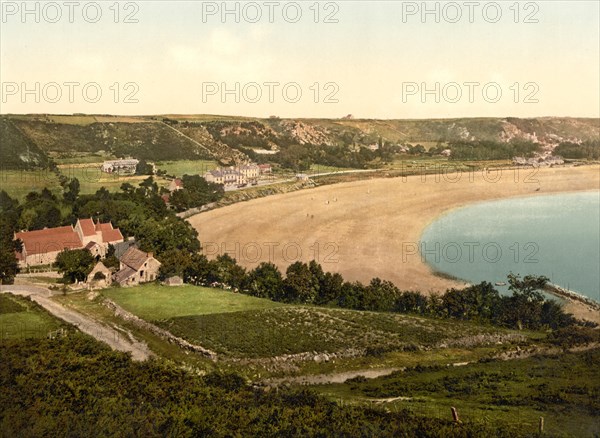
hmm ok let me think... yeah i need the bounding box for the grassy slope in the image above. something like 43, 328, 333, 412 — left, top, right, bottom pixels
0, 294, 64, 340
102, 284, 283, 320
0, 169, 62, 200
159, 307, 505, 358
0, 117, 51, 169
104, 285, 522, 360
313, 349, 600, 437
155, 159, 218, 177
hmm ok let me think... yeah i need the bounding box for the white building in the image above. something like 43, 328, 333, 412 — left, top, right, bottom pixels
101, 159, 139, 174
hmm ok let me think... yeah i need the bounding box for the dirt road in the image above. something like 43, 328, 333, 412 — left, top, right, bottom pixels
0, 285, 152, 361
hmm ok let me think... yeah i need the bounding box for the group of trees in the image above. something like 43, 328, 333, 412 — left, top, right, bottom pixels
168, 174, 224, 212
554, 140, 600, 160
448, 140, 540, 161
0, 192, 21, 284
158, 253, 580, 331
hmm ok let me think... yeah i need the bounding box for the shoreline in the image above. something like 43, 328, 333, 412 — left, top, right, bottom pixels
189, 165, 600, 321
544, 284, 600, 325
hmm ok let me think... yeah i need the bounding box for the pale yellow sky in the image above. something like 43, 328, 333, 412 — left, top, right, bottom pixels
1, 1, 598, 118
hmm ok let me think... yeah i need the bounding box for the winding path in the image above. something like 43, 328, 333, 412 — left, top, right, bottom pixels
0, 285, 152, 361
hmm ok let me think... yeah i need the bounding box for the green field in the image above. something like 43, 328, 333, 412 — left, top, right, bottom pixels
0, 169, 62, 199
155, 159, 218, 177
103, 285, 519, 360
313, 349, 600, 437
0, 294, 64, 341
102, 284, 283, 320
159, 307, 505, 358
57, 165, 170, 195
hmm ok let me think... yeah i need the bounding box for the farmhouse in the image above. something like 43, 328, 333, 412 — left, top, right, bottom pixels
168, 178, 183, 192
101, 159, 139, 174
114, 247, 161, 287
15, 218, 124, 267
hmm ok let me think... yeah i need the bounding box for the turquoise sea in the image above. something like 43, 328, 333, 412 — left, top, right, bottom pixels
420, 191, 600, 301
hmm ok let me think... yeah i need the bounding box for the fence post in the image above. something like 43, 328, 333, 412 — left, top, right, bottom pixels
451, 407, 460, 423
539, 417, 544, 433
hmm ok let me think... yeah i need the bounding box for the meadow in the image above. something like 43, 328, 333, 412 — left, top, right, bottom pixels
313, 349, 600, 437
0, 294, 64, 341
103, 285, 520, 360
57, 164, 171, 195
155, 159, 218, 177
0, 169, 62, 200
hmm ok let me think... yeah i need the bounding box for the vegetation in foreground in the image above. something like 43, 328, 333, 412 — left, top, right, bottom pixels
0, 333, 548, 438
314, 349, 600, 437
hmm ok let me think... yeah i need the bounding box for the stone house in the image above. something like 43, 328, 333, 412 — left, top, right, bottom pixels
114, 247, 161, 287
87, 261, 113, 288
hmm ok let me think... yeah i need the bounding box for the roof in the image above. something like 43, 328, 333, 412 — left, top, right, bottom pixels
85, 241, 100, 250
115, 266, 136, 284
15, 226, 82, 256
173, 178, 183, 187
113, 240, 137, 259
103, 159, 139, 166
120, 247, 152, 271
78, 218, 96, 236
95, 222, 123, 243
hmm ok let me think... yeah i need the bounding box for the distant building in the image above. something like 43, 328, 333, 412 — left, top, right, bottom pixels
512, 155, 564, 167
239, 164, 260, 180
168, 178, 183, 192
204, 164, 263, 187
296, 173, 310, 182
114, 247, 161, 287
15, 218, 124, 267
204, 168, 245, 186
258, 164, 272, 174
101, 159, 139, 174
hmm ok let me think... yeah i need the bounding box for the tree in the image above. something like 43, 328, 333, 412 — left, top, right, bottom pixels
169, 175, 224, 212
55, 249, 95, 284
501, 274, 549, 329
184, 253, 211, 285
0, 247, 19, 285
157, 249, 194, 280
283, 262, 319, 303
137, 216, 200, 256
316, 271, 344, 305
135, 159, 154, 176
363, 278, 400, 311
441, 282, 501, 321
63, 178, 80, 203
245, 262, 283, 298
209, 254, 246, 289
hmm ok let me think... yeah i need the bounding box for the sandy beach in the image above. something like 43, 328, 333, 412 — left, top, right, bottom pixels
189, 165, 600, 320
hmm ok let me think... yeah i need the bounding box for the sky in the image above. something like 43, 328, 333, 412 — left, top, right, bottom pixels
1, 0, 599, 118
